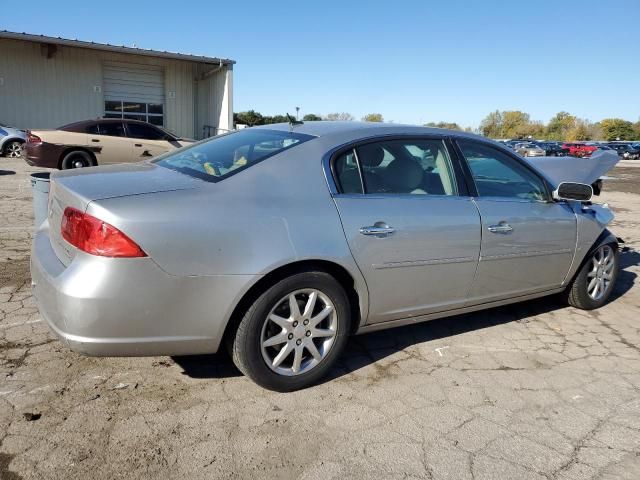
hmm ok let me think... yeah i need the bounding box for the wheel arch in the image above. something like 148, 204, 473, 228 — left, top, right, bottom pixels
57, 147, 97, 169
2, 137, 25, 152
221, 259, 364, 349
566, 228, 619, 286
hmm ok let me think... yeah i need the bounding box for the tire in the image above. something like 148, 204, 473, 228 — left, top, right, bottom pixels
60, 150, 94, 169
3, 140, 23, 158
564, 243, 619, 310
231, 271, 351, 391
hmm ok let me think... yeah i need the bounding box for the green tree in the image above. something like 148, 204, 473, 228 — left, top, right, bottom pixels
324, 112, 354, 121
265, 114, 290, 124
362, 113, 384, 122
599, 118, 635, 141
586, 121, 603, 141
302, 113, 322, 121
424, 121, 462, 130
234, 110, 265, 126
546, 112, 576, 141
501, 111, 531, 138
566, 119, 596, 141
479, 110, 503, 138
633, 121, 640, 140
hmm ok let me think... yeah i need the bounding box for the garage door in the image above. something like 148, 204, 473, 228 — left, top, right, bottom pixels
103, 61, 165, 126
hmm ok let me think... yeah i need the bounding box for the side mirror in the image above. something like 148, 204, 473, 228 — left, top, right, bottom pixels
553, 182, 593, 202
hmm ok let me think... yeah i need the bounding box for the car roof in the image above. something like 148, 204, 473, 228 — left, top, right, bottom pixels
59, 118, 160, 132
252, 121, 486, 143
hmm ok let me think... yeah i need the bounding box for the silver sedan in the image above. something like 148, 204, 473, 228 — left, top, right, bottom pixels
515, 142, 546, 157
31, 122, 620, 391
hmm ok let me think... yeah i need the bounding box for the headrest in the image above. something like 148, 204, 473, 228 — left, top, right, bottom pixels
383, 158, 423, 192
357, 144, 386, 167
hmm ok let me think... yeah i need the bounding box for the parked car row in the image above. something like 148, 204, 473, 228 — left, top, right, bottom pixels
608, 143, 640, 159
501, 140, 569, 157
6, 118, 640, 167
501, 139, 640, 159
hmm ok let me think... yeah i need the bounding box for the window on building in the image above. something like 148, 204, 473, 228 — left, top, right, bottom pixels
104, 101, 164, 126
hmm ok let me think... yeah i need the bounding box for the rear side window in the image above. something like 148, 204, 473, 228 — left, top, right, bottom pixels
334, 150, 362, 194
155, 129, 314, 182
99, 122, 126, 137
85, 124, 100, 134
333, 138, 458, 196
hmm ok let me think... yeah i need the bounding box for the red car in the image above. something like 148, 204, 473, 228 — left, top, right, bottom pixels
562, 143, 597, 158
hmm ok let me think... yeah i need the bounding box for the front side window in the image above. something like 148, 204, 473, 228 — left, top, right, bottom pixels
333, 138, 458, 196
457, 140, 547, 201
126, 122, 167, 140
155, 129, 314, 182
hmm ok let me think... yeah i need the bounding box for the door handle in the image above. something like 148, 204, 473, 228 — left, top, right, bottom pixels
488, 222, 513, 234
91, 139, 100, 143
134, 143, 142, 147
359, 222, 395, 237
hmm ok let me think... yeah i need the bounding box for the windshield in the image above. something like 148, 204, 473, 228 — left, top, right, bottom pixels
155, 129, 314, 182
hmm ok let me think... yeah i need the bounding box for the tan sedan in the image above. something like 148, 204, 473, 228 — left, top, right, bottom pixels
25, 119, 194, 169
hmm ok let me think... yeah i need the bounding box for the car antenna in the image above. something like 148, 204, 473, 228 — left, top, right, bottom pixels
287, 113, 303, 131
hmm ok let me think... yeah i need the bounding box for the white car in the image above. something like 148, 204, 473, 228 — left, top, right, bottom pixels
0, 123, 26, 158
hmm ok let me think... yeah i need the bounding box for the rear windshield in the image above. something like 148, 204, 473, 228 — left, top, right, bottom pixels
154, 129, 314, 182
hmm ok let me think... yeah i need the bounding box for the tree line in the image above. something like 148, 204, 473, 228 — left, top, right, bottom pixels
233, 111, 384, 126
478, 111, 640, 141
234, 109, 640, 141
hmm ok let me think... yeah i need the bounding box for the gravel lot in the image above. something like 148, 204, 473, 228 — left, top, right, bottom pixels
1, 157, 639, 480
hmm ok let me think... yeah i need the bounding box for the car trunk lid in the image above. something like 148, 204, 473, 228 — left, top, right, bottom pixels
48, 162, 201, 266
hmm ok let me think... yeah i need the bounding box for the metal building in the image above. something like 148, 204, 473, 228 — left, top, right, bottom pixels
0, 31, 234, 139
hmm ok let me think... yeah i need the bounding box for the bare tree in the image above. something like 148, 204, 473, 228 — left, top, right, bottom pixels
324, 112, 354, 121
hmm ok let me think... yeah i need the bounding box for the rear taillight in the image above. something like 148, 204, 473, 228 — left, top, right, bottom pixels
61, 207, 146, 258
27, 131, 42, 145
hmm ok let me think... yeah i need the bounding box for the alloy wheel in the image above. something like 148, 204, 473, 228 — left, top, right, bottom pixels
587, 245, 615, 301
6, 141, 23, 158
260, 289, 337, 376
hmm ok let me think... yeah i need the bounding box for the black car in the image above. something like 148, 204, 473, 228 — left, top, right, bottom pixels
537, 142, 568, 156
608, 143, 640, 160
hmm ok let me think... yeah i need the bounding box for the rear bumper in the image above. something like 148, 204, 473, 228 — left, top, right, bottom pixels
31, 222, 258, 356
25, 142, 64, 168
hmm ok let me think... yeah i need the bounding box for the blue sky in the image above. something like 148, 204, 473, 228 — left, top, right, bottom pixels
3, 0, 639, 127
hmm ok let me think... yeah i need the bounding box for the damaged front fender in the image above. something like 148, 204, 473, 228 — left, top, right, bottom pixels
563, 201, 617, 285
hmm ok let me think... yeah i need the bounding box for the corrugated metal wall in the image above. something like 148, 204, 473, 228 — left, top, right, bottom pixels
165, 60, 195, 138
0, 39, 102, 129
195, 66, 233, 139
0, 38, 229, 139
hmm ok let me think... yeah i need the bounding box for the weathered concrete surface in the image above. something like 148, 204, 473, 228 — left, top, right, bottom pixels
1, 157, 639, 479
